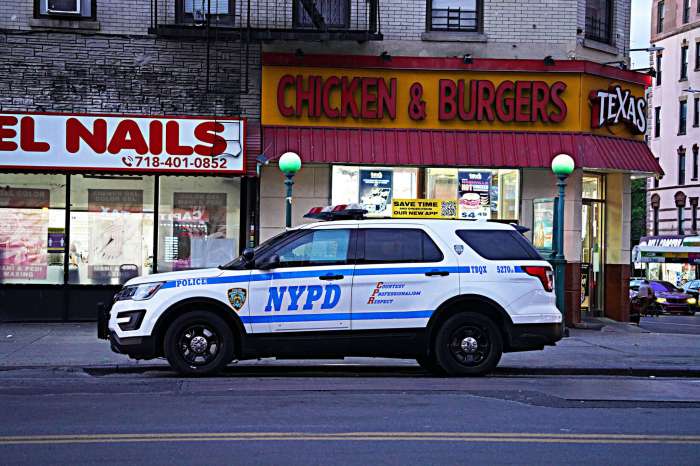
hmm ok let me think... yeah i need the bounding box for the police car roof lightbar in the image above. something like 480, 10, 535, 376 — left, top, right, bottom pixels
304, 204, 368, 221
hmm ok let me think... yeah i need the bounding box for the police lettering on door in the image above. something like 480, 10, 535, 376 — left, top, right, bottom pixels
264, 285, 341, 312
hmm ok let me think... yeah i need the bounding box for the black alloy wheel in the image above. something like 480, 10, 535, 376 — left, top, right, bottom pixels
164, 311, 235, 376
434, 312, 503, 376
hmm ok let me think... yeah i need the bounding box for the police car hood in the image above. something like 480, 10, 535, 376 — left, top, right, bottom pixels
125, 268, 227, 286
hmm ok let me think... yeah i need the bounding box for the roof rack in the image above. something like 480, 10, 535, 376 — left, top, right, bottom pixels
304, 204, 368, 221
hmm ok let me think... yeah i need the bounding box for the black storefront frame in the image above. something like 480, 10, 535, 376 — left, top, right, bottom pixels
0, 171, 255, 322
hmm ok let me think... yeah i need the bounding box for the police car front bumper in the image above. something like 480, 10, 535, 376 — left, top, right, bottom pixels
507, 323, 563, 351
108, 331, 159, 360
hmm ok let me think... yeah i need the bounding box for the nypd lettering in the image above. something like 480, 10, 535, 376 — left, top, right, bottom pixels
264, 284, 341, 312
175, 277, 208, 287
590, 86, 647, 134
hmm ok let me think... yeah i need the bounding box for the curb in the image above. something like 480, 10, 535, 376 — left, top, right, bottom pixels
2, 364, 700, 378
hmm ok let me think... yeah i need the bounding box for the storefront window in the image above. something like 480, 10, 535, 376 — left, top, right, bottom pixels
157, 176, 241, 272
331, 166, 419, 217
0, 174, 66, 284
425, 168, 520, 220
68, 175, 154, 285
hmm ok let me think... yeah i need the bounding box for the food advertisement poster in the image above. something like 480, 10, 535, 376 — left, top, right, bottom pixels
87, 189, 144, 281
172, 192, 231, 269
533, 198, 555, 251
359, 169, 393, 217
0, 188, 50, 280
458, 171, 491, 220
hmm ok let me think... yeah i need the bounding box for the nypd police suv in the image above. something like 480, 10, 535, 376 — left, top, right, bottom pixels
99, 205, 563, 376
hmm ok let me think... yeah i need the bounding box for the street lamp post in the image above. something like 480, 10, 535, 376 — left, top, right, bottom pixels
278, 152, 302, 228
551, 153, 575, 325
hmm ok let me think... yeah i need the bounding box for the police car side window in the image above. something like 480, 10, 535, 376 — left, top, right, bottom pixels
360, 228, 443, 264
456, 230, 542, 260
270, 229, 351, 268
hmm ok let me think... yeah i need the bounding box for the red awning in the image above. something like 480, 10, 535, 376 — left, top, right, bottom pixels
262, 126, 662, 174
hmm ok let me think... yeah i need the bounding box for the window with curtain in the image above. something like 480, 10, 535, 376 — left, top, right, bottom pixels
585, 0, 613, 43
428, 0, 481, 32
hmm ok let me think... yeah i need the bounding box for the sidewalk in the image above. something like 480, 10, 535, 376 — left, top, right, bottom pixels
1, 321, 699, 376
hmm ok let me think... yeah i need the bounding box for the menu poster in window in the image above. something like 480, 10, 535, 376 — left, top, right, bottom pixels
532, 198, 555, 251
87, 189, 144, 282
359, 169, 393, 217
172, 193, 232, 270
47, 227, 65, 254
0, 188, 50, 280
458, 171, 491, 220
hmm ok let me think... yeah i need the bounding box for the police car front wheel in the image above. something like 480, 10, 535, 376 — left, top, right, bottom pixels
434, 313, 503, 376
163, 311, 235, 376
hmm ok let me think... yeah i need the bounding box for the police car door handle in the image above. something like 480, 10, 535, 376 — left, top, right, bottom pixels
319, 274, 344, 281
425, 270, 449, 277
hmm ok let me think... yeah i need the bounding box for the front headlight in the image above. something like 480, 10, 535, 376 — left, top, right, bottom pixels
656, 297, 667, 303
115, 282, 164, 301
688, 298, 697, 305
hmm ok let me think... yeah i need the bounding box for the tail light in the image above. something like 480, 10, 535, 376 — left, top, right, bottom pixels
523, 266, 554, 292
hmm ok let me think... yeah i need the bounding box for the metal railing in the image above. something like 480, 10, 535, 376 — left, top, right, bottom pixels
151, 0, 381, 39
585, 14, 612, 44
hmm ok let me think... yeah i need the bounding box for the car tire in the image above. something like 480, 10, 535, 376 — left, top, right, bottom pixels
433, 312, 503, 377
164, 311, 235, 377
416, 354, 445, 376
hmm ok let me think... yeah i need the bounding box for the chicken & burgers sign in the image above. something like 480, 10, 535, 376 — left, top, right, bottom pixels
0, 112, 245, 174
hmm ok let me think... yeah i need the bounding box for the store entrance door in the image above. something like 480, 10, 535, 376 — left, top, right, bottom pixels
581, 200, 604, 315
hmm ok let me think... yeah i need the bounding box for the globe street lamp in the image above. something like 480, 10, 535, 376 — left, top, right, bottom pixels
551, 153, 575, 325
279, 152, 302, 228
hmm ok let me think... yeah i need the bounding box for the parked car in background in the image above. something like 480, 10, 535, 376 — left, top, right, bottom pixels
682, 280, 700, 311
630, 279, 695, 315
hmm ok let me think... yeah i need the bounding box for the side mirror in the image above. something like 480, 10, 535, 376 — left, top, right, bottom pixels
242, 247, 255, 263
258, 254, 280, 270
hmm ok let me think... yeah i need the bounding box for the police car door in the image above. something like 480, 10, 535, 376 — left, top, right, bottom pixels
351, 225, 459, 331
247, 225, 355, 333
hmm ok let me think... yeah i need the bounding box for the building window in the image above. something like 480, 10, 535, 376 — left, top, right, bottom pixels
693, 145, 699, 180
35, 0, 95, 19
695, 97, 700, 127
679, 100, 688, 135
178, 0, 233, 25
679, 147, 687, 185
654, 106, 661, 137
654, 158, 661, 188
294, 0, 351, 29
157, 176, 241, 273
681, 45, 689, 80
656, 54, 662, 85
0, 174, 66, 285
692, 199, 699, 233
332, 166, 419, 218
68, 175, 154, 285
678, 207, 685, 234
657, 1, 665, 34
684, 0, 691, 23
585, 0, 613, 44
696, 42, 700, 70
427, 0, 481, 32
426, 168, 520, 220
653, 207, 660, 235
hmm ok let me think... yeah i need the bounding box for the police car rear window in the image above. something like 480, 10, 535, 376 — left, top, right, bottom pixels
456, 230, 542, 260
361, 228, 443, 264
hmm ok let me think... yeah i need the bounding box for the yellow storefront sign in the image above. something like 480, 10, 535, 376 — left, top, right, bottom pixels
391, 199, 457, 219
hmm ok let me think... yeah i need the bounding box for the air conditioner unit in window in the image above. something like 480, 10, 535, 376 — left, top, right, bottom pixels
47, 0, 81, 15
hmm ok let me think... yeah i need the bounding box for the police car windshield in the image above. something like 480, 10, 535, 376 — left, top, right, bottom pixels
219, 230, 296, 269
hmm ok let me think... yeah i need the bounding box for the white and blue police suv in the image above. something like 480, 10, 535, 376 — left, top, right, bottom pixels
99, 205, 563, 376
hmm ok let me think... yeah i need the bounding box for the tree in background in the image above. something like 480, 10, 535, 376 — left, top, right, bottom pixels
631, 178, 647, 248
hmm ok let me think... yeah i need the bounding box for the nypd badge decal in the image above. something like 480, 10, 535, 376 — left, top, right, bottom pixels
227, 288, 247, 311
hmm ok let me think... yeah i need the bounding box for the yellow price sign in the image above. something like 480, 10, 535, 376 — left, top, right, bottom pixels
391, 199, 457, 219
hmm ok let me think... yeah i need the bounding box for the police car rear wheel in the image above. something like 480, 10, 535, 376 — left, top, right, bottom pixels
164, 311, 234, 376
434, 313, 502, 376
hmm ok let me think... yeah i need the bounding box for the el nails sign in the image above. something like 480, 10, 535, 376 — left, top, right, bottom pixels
0, 112, 245, 174
590, 86, 647, 134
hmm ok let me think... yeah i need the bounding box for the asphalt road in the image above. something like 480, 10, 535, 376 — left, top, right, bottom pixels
639, 313, 700, 335
0, 365, 699, 465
